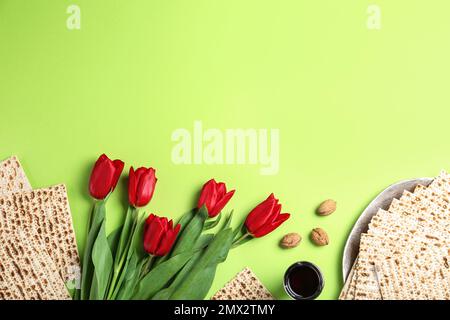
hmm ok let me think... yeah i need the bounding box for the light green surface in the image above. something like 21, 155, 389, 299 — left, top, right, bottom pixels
1, 1, 450, 300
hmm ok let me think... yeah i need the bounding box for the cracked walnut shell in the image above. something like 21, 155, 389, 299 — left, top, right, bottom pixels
310, 228, 329, 246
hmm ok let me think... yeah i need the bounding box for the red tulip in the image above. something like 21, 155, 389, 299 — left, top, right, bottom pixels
197, 179, 235, 217
89, 154, 124, 200
128, 166, 157, 207
245, 194, 290, 238
143, 214, 181, 257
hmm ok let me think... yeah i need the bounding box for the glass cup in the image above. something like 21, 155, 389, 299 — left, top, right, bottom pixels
283, 261, 324, 300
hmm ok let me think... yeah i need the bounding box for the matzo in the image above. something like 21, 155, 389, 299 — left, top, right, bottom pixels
0, 184, 80, 282
390, 190, 450, 228
375, 252, 450, 300
0, 224, 70, 300
211, 267, 274, 300
0, 156, 32, 197
347, 171, 450, 300
368, 209, 448, 243
339, 258, 358, 300
353, 233, 448, 300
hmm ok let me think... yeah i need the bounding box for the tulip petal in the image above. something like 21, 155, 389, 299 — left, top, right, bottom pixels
143, 215, 165, 254
160, 217, 169, 231
244, 195, 277, 233
89, 156, 116, 200
135, 167, 147, 178
274, 213, 290, 224
111, 159, 124, 190
252, 213, 290, 238
143, 226, 154, 253
266, 203, 282, 223
209, 189, 235, 217
155, 223, 181, 256
206, 182, 218, 213
144, 213, 155, 236
216, 182, 226, 198
197, 179, 235, 217
128, 166, 137, 206
197, 179, 214, 209
136, 168, 156, 207
145, 213, 156, 225
197, 179, 218, 214
94, 154, 108, 168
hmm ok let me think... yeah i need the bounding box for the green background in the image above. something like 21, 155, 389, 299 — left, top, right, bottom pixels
1, 0, 450, 300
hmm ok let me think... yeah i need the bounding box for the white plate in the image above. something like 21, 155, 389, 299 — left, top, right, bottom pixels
341, 177, 433, 281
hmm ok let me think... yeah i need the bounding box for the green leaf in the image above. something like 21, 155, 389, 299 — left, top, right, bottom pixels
176, 208, 196, 230
107, 226, 122, 258
79, 201, 106, 300
107, 257, 130, 300
152, 251, 201, 300
194, 234, 214, 250
106, 209, 141, 299
188, 264, 217, 299
203, 214, 222, 231
169, 227, 235, 300
151, 232, 215, 299
170, 206, 208, 257
115, 206, 135, 262
232, 235, 252, 248
232, 218, 247, 240
107, 210, 147, 299
89, 219, 114, 300
115, 255, 145, 300
221, 210, 234, 231
132, 250, 195, 300
128, 211, 148, 261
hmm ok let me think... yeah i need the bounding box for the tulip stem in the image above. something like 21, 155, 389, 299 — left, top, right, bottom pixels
141, 255, 155, 279
106, 208, 139, 300
86, 202, 95, 233
231, 232, 251, 248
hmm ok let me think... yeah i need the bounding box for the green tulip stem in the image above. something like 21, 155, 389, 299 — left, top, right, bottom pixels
75, 202, 96, 300
141, 255, 155, 279
106, 207, 138, 299
231, 232, 251, 248
86, 202, 95, 234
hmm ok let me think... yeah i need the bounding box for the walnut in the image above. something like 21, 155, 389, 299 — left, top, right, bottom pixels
317, 199, 336, 216
280, 233, 301, 248
310, 228, 329, 246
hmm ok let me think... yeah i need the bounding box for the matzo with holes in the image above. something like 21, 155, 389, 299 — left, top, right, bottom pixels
353, 233, 449, 300
375, 252, 450, 300
211, 267, 274, 300
0, 156, 32, 197
0, 224, 70, 300
339, 258, 358, 300
347, 171, 450, 300
0, 184, 80, 282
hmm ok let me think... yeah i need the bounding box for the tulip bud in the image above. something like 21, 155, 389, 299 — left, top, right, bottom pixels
89, 154, 124, 200
245, 194, 290, 238
143, 214, 181, 257
197, 179, 235, 217
128, 166, 157, 207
